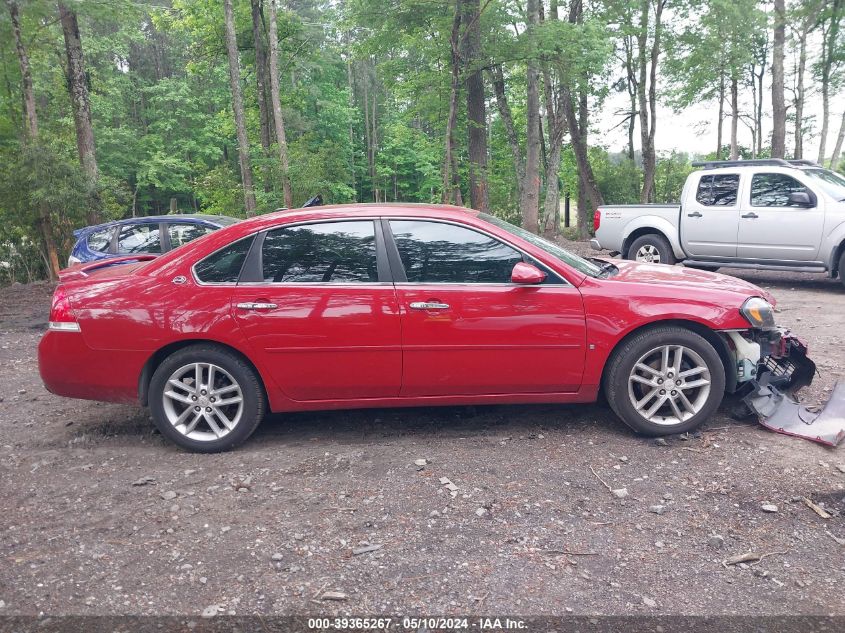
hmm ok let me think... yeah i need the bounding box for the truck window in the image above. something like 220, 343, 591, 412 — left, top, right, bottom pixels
695, 174, 739, 206
750, 173, 809, 207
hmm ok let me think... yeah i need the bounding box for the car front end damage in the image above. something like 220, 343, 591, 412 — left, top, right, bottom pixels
723, 326, 845, 446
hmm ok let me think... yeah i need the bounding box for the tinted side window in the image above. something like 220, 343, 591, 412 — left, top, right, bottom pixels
390, 220, 523, 283
751, 173, 807, 207
695, 174, 739, 206
86, 228, 113, 252
168, 223, 214, 249
194, 236, 253, 283
262, 221, 377, 283
117, 223, 162, 254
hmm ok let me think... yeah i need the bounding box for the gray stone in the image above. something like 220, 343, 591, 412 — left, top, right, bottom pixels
612, 488, 629, 499
707, 535, 725, 549
475, 507, 488, 517
161, 490, 177, 501
352, 544, 383, 555
648, 505, 666, 515
761, 504, 779, 513
321, 591, 347, 601
271, 553, 284, 561
642, 596, 657, 608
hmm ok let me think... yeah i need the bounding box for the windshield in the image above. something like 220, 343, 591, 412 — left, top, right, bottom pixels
802, 168, 845, 201
479, 213, 604, 277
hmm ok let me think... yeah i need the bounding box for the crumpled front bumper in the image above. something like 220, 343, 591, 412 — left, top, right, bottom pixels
741, 330, 845, 446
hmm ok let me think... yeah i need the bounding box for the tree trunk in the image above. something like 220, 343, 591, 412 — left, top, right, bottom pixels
59, 2, 100, 224
268, 0, 293, 209
7, 0, 59, 279
625, 36, 637, 162
730, 74, 739, 159
818, 1, 843, 165
223, 0, 257, 215
490, 65, 524, 204
637, 0, 663, 203
716, 71, 724, 159
793, 16, 811, 159
561, 86, 604, 215
7, 0, 37, 138
830, 110, 845, 170
771, 0, 786, 158
251, 0, 273, 193
462, 0, 488, 212
442, 2, 462, 205
522, 0, 541, 233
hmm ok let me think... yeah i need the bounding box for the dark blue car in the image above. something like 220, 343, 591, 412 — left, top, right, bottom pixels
68, 214, 240, 267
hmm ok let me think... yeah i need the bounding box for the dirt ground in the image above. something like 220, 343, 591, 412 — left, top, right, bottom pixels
1, 256, 844, 619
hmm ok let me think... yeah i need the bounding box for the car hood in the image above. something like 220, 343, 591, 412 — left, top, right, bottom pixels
605, 260, 776, 305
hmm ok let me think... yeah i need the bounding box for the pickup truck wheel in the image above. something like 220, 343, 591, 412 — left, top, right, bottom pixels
627, 234, 676, 265
839, 250, 845, 288
604, 326, 725, 436
149, 345, 266, 453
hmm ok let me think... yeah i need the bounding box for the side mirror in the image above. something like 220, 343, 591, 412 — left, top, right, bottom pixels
511, 261, 546, 285
788, 191, 814, 207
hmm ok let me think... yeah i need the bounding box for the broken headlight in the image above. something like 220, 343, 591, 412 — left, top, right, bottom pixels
740, 297, 776, 329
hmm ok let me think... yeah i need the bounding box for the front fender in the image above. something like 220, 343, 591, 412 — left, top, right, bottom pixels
823, 219, 845, 275
622, 216, 685, 260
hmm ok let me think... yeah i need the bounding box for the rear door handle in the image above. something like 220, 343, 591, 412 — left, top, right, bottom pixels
687, 211, 702, 218
741, 212, 759, 219
236, 302, 278, 310
409, 301, 450, 311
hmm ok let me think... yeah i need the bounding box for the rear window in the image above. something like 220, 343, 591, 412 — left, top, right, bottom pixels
194, 236, 254, 283
86, 228, 113, 252
695, 174, 739, 206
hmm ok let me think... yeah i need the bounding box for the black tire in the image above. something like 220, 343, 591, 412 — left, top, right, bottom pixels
149, 344, 266, 452
839, 249, 845, 289
626, 233, 677, 265
603, 326, 726, 436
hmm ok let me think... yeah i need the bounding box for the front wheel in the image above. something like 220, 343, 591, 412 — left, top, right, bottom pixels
627, 234, 677, 265
603, 326, 726, 436
839, 250, 845, 290
149, 345, 266, 452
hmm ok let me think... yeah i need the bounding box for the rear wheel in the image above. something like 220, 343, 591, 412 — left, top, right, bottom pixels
627, 234, 676, 265
149, 345, 266, 452
604, 326, 726, 436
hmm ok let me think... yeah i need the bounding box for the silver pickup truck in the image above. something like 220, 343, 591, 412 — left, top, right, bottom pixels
591, 159, 845, 287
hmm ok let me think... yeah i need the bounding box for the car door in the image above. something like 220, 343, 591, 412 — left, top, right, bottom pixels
736, 171, 825, 261
385, 219, 587, 397
230, 219, 402, 401
679, 172, 740, 258
164, 222, 216, 252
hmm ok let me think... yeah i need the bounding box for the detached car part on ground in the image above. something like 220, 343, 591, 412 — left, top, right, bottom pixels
38, 204, 844, 452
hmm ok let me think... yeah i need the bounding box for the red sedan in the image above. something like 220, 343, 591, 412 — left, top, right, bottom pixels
38, 204, 811, 452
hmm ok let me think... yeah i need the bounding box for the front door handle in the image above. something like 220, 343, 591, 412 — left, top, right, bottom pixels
409, 301, 450, 311
741, 212, 759, 219
236, 302, 278, 311
687, 211, 702, 218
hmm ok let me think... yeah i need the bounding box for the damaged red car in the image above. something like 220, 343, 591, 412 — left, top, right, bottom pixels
38, 204, 835, 452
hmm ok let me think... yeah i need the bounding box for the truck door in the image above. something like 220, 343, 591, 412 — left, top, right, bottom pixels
680, 172, 740, 258
736, 172, 825, 262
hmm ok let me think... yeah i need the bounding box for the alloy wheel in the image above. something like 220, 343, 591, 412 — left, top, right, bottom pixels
635, 244, 661, 264
627, 344, 711, 425
161, 362, 244, 441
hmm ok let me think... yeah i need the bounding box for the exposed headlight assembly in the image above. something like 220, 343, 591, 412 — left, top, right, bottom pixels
741, 297, 776, 329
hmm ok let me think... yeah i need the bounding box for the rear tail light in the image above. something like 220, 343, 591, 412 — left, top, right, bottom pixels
48, 285, 80, 332
593, 209, 601, 232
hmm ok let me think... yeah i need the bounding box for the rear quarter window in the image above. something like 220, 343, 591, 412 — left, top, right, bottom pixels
194, 236, 254, 283
86, 228, 113, 252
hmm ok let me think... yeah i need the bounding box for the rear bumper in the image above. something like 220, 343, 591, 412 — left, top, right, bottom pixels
38, 330, 144, 404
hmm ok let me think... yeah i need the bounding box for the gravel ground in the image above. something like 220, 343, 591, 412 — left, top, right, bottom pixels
0, 252, 844, 619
